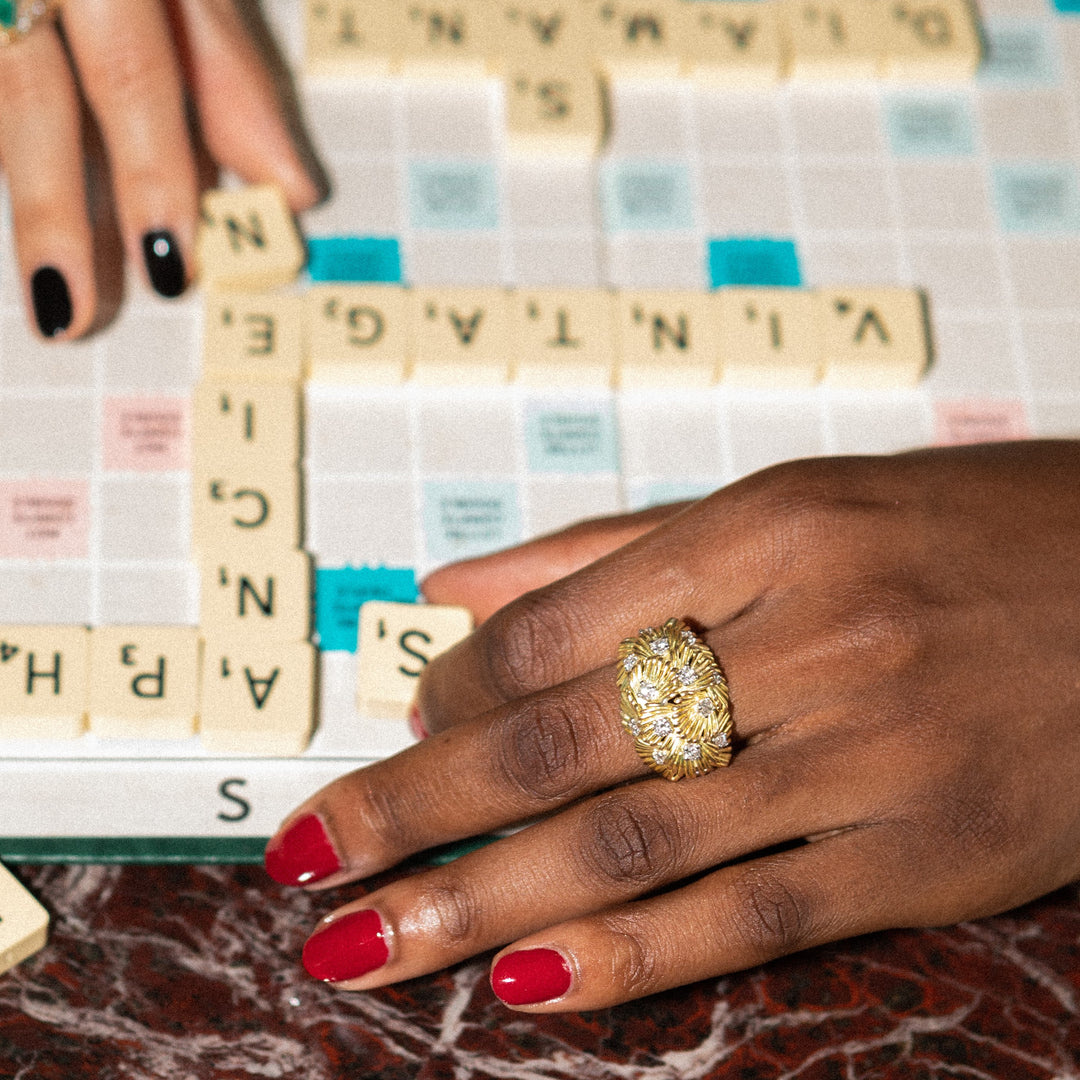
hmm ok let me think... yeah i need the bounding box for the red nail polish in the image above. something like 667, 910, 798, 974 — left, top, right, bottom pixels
408, 703, 429, 741
303, 909, 389, 983
265, 814, 341, 887
492, 948, 572, 1006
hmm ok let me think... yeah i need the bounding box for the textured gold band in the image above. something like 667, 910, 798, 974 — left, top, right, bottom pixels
617, 618, 733, 781
0, 1, 61, 46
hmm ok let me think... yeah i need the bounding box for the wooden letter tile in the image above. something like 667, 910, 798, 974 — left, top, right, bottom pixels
682, 1, 787, 86
591, 0, 686, 79
200, 639, 316, 756
783, 0, 887, 80
0, 863, 49, 977
89, 627, 201, 740
0, 625, 89, 740
411, 287, 512, 385
202, 293, 306, 384
307, 284, 410, 384
512, 288, 616, 386
715, 288, 822, 388
505, 64, 610, 156
200, 550, 313, 644
191, 467, 303, 557
357, 601, 473, 721
399, 1, 494, 77
882, 0, 982, 81
192, 382, 302, 483
819, 288, 931, 388
196, 185, 305, 292
616, 291, 716, 388
305, 0, 397, 76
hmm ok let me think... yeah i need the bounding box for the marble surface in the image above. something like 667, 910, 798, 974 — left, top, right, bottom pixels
1, 865, 1079, 1078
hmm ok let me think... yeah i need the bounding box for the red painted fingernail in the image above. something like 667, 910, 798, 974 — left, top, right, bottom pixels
265, 814, 341, 887
303, 909, 389, 983
492, 948, 572, 1006
408, 702, 429, 740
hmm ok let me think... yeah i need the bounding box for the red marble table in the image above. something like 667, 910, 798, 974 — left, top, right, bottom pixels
1, 863, 1078, 1078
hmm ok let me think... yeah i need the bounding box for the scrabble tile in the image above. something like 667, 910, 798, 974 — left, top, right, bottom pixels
505, 64, 610, 156
192, 382, 302, 483
511, 288, 616, 386
882, 0, 982, 81
411, 287, 512, 385
200, 639, 316, 756
591, 0, 686, 79
88, 626, 201, 740
305, 0, 397, 76
615, 291, 716, 388
196, 185, 305, 292
398, 1, 494, 77
357, 601, 473, 721
819, 288, 930, 387
783, 0, 887, 81
0, 625, 89, 740
681, 1, 787, 87
494, 2, 598, 65
307, 284, 411, 384
0, 863, 48, 977
191, 468, 303, 557
202, 293, 306, 383
200, 550, 313, 643
715, 288, 823, 388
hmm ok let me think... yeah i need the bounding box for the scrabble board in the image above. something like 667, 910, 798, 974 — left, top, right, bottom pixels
1, 0, 1079, 863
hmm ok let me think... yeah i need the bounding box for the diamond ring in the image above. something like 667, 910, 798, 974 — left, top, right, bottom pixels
0, 1, 61, 46
617, 618, 733, 781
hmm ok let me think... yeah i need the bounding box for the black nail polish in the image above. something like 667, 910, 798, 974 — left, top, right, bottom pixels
142, 231, 186, 299
31, 267, 73, 338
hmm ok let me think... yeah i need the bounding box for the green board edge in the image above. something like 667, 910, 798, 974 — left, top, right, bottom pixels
0, 837, 270, 864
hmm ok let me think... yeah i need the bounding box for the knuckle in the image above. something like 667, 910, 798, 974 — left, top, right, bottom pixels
496, 690, 589, 802
412, 879, 478, 947
351, 770, 419, 862
830, 574, 926, 675
601, 913, 660, 999
578, 791, 684, 888
729, 866, 814, 959
81, 47, 169, 108
478, 590, 577, 702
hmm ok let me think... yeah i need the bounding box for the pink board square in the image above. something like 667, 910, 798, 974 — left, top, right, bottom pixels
103, 396, 190, 472
0, 479, 90, 559
934, 401, 1031, 446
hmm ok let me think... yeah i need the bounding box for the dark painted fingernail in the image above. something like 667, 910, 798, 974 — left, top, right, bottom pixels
31, 267, 73, 338
142, 230, 186, 298
492, 948, 572, 1006
265, 814, 341, 887
303, 909, 388, 983
408, 703, 429, 741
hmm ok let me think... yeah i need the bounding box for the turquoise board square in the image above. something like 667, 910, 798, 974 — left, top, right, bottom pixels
992, 162, 1080, 232
883, 94, 976, 157
308, 237, 403, 283
408, 160, 499, 230
600, 160, 695, 231
315, 566, 419, 652
1053, 0, 1080, 12
708, 238, 802, 287
525, 403, 620, 474
979, 19, 1058, 83
628, 480, 720, 511
424, 481, 522, 563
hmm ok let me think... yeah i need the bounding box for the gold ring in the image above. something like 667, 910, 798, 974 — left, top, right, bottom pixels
0, 1, 61, 45
617, 618, 733, 781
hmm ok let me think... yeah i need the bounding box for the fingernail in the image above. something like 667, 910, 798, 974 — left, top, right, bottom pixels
31, 267, 72, 338
303, 909, 388, 983
142, 231, 186, 298
265, 814, 341, 887
492, 948, 572, 1006
408, 703, 429, 741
